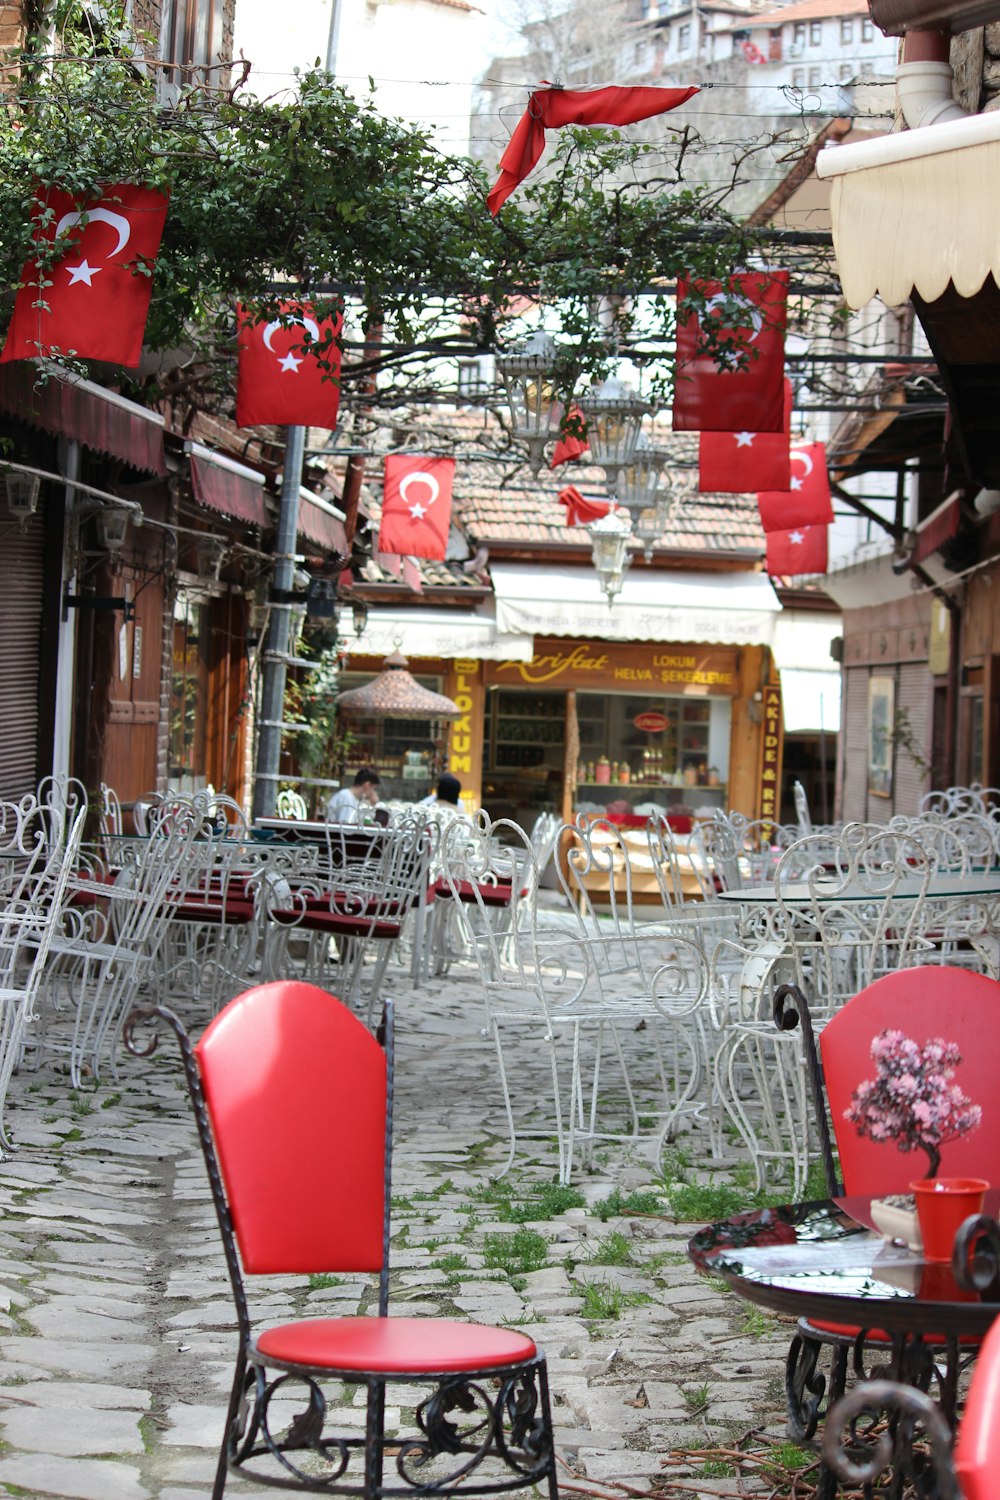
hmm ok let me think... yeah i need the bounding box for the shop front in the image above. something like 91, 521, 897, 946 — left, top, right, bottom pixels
481, 637, 772, 828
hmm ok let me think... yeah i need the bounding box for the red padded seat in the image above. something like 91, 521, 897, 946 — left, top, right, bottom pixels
270, 909, 402, 940
171, 899, 256, 924
436, 877, 513, 908
255, 1315, 537, 1372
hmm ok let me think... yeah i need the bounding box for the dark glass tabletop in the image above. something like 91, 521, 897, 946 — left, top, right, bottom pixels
688, 1196, 1000, 1337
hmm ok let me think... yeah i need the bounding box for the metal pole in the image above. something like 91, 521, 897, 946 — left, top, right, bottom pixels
252, 424, 305, 821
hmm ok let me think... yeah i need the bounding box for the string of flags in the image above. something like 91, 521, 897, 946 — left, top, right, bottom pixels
0, 184, 831, 578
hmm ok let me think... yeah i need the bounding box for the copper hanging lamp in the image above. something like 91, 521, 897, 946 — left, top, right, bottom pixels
336, 649, 461, 720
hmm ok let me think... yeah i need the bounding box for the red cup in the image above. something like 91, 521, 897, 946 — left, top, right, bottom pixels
909, 1177, 989, 1263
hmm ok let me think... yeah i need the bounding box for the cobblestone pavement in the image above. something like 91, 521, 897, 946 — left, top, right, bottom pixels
0, 958, 800, 1500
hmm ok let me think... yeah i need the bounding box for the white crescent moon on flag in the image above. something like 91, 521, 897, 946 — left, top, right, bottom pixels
262, 315, 322, 352
399, 471, 440, 508
701, 291, 764, 342
54, 207, 132, 257
791, 448, 814, 477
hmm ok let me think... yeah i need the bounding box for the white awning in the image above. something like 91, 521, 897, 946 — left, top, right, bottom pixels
341, 606, 534, 662
772, 611, 842, 733
490, 564, 781, 647
816, 112, 1000, 308
780, 669, 841, 734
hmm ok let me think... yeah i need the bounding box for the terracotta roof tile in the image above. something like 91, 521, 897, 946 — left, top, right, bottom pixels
743, 0, 870, 25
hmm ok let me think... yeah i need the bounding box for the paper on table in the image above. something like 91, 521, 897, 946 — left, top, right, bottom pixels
731, 1239, 921, 1274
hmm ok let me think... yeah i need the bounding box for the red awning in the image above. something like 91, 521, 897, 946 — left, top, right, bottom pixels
0, 365, 167, 475
188, 449, 267, 528
298, 493, 348, 556
912, 493, 961, 566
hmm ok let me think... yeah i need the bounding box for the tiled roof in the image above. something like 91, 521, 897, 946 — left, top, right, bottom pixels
744, 0, 870, 24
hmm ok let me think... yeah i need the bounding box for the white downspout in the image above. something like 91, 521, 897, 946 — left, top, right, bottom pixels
897, 27, 969, 128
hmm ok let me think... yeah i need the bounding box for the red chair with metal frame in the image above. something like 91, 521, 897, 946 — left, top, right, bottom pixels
821, 1245, 1000, 1500
124, 981, 557, 1500
774, 965, 1000, 1493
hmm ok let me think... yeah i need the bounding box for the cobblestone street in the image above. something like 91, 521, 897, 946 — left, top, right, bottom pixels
0, 960, 800, 1500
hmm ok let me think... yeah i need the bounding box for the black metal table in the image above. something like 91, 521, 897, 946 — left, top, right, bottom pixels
689, 1196, 1000, 1496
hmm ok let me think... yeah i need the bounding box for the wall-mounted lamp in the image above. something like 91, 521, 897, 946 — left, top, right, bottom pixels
195, 535, 228, 580
352, 598, 369, 635
588, 505, 633, 606
4, 472, 40, 527
496, 332, 560, 475
97, 506, 131, 553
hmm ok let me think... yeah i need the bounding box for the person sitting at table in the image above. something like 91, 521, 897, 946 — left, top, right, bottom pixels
419, 773, 462, 810
325, 767, 382, 825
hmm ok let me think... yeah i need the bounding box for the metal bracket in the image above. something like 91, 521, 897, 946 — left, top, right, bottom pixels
63, 592, 135, 623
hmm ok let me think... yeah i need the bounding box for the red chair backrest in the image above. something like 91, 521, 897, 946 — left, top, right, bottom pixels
820, 967, 1000, 1197
954, 1310, 1000, 1499
195, 981, 386, 1275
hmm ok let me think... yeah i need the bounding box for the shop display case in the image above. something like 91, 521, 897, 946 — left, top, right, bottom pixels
574, 692, 729, 818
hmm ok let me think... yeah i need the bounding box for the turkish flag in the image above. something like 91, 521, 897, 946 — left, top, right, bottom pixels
488, 84, 699, 214
551, 406, 589, 468
672, 271, 788, 433
698, 379, 792, 493
558, 486, 610, 526
1, 184, 169, 367
757, 443, 832, 530
236, 301, 342, 428
766, 524, 828, 577
378, 456, 454, 560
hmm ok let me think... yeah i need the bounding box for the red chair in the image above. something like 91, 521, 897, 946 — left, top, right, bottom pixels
821, 1302, 1000, 1500
774, 966, 1000, 1480
124, 982, 557, 1500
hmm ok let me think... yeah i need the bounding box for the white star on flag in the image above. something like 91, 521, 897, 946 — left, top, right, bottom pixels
408, 502, 427, 519
734, 432, 756, 448
789, 530, 805, 544
278, 352, 303, 373
790, 477, 803, 490
66, 260, 99, 286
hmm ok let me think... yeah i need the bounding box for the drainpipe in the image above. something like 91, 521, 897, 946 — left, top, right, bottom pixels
897, 28, 969, 127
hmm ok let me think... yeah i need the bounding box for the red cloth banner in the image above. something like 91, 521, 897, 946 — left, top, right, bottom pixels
765, 523, 829, 577
1, 184, 169, 368
488, 84, 699, 214
558, 486, 611, 526
672, 270, 788, 433
698, 378, 793, 493
378, 455, 455, 560
551, 406, 590, 468
236, 302, 342, 429
757, 442, 832, 530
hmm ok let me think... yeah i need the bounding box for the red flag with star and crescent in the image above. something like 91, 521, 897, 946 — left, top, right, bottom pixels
672, 270, 788, 433
0, 184, 170, 367
551, 406, 590, 468
757, 442, 832, 530
765, 524, 828, 576
698, 379, 793, 493
235, 301, 342, 428
378, 456, 455, 561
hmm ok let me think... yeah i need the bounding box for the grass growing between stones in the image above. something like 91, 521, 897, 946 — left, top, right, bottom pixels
578, 1280, 652, 1319
587, 1231, 636, 1267
472, 1180, 587, 1222
482, 1228, 549, 1276
592, 1188, 664, 1221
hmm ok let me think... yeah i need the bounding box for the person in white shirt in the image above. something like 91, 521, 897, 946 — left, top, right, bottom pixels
325, 767, 381, 824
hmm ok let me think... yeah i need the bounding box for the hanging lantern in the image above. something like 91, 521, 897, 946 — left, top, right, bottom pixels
588, 506, 632, 607
618, 439, 672, 562
577, 378, 651, 491
336, 650, 461, 720
496, 332, 560, 475
632, 490, 672, 562
97, 506, 131, 553
195, 535, 228, 580
4, 471, 40, 526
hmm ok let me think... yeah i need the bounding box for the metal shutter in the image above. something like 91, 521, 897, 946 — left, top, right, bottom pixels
840, 666, 870, 824
0, 508, 44, 799
894, 661, 931, 814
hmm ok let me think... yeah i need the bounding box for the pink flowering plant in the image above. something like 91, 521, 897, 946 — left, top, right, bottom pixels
845, 1029, 982, 1179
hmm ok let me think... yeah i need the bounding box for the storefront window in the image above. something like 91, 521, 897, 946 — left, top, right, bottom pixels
169, 592, 209, 792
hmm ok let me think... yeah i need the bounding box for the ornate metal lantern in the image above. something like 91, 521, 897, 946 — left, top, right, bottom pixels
4, 471, 40, 526
496, 332, 559, 475
97, 506, 131, 554
588, 506, 632, 606
577, 378, 651, 491
618, 439, 672, 561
